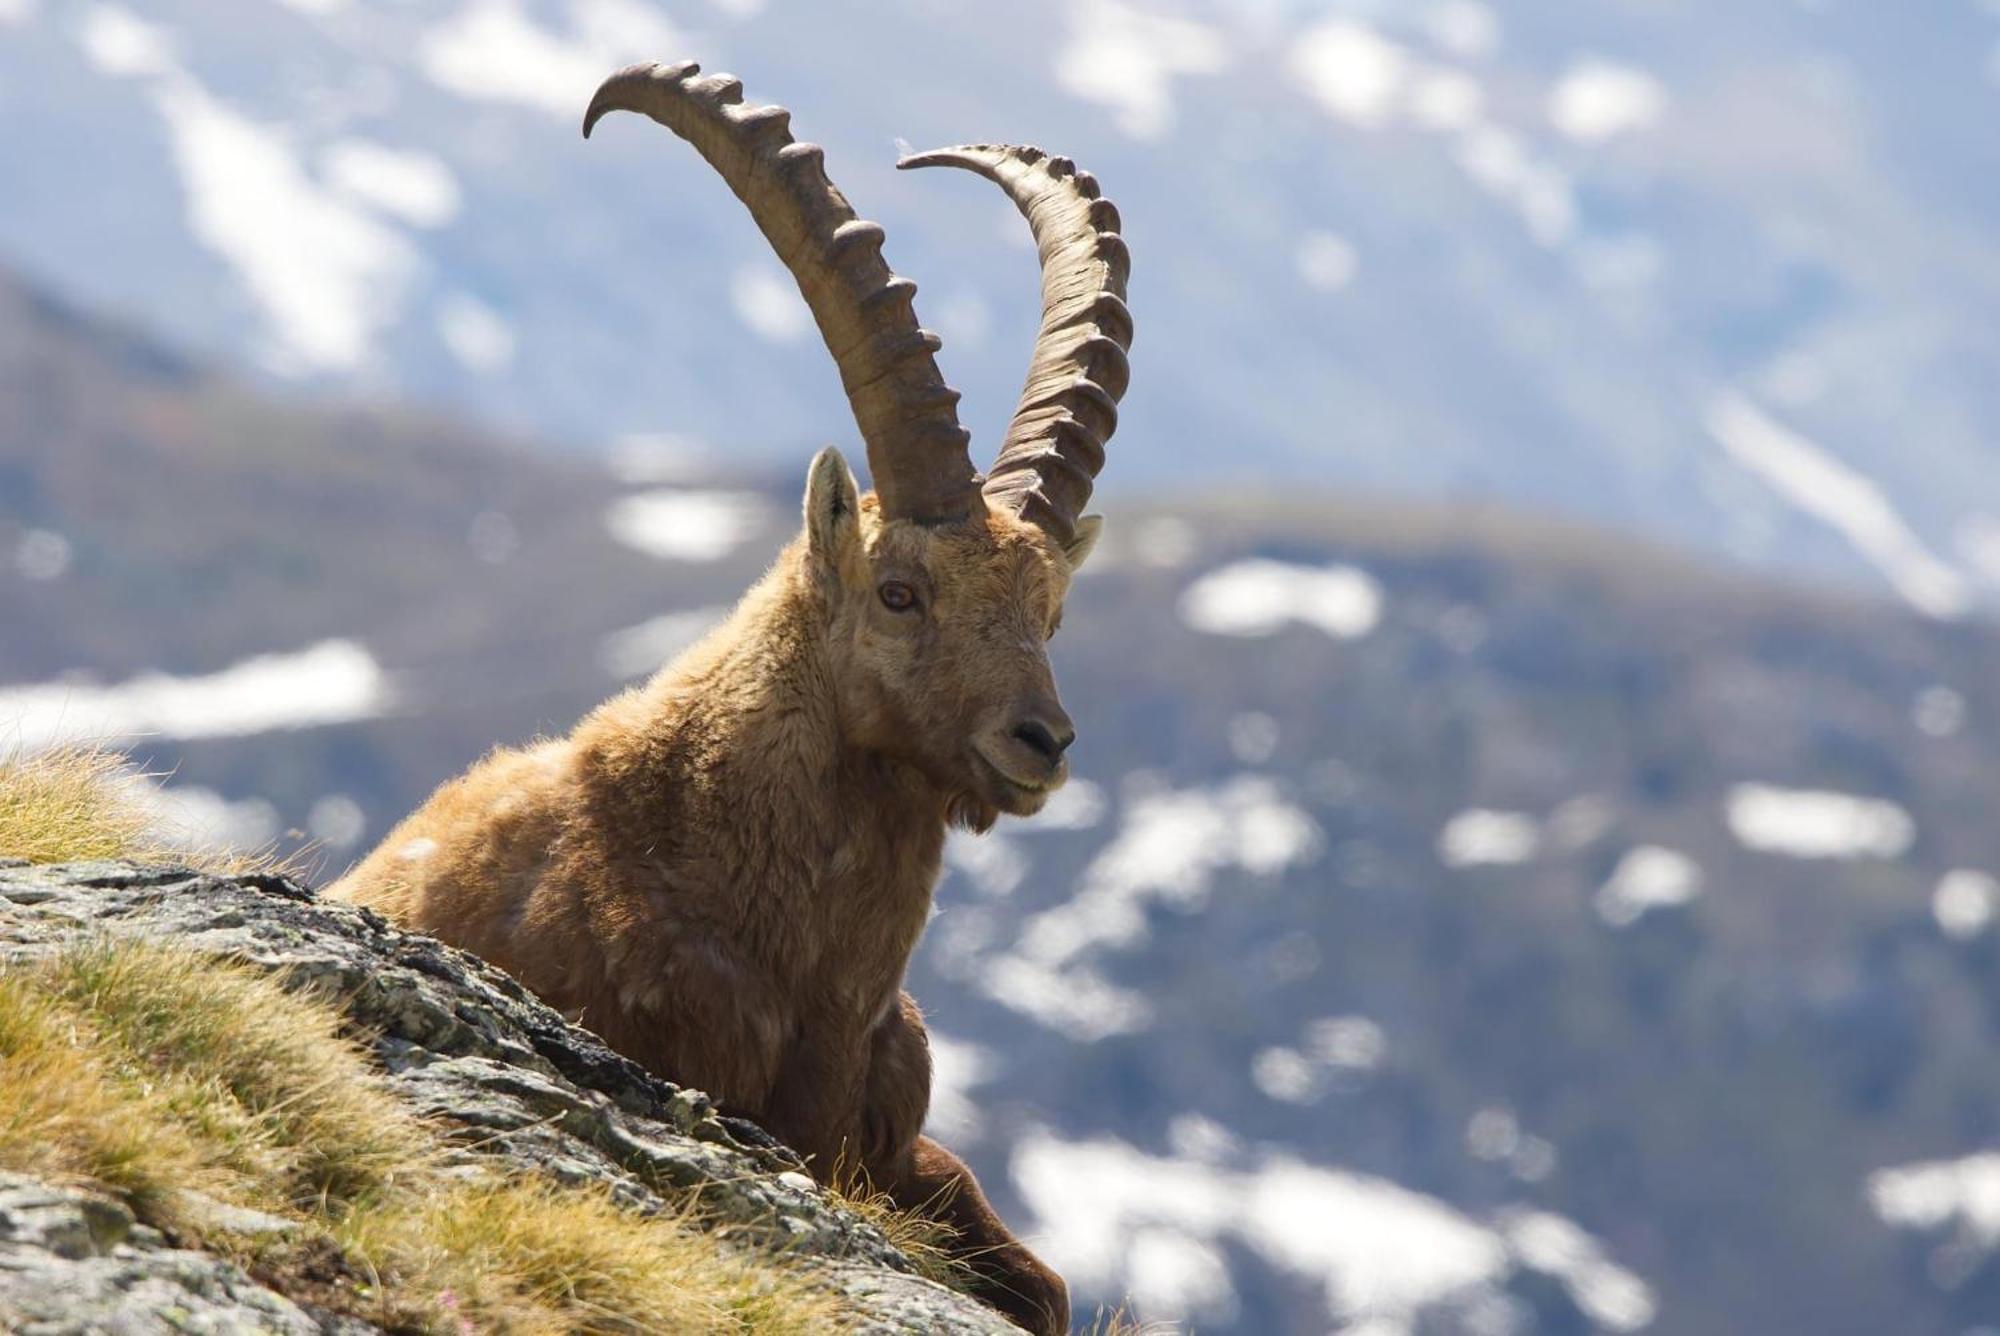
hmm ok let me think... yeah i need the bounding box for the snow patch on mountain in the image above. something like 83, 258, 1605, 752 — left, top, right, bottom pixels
1595, 846, 1703, 927
1438, 808, 1539, 867
1707, 394, 1969, 619
1725, 783, 1915, 860
944, 829, 1028, 899
76, 2, 171, 75
1290, 19, 1412, 130
603, 489, 771, 561
0, 640, 390, 752
1454, 123, 1578, 247
77, 5, 418, 373
1868, 1152, 2000, 1247
980, 775, 1321, 1039
1181, 559, 1383, 639
1055, 0, 1227, 141
1289, 17, 1488, 138
924, 1031, 993, 1143
158, 81, 416, 372
1022, 775, 1322, 968
978, 955, 1149, 1039
1253, 1015, 1386, 1105
1018, 777, 1107, 832
1932, 870, 1999, 940
1012, 1131, 1656, 1332
1547, 59, 1668, 143
1504, 1212, 1657, 1330
322, 138, 462, 228
419, 0, 678, 119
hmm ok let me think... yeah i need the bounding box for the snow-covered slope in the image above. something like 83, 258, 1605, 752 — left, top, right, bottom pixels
4, 0, 1999, 612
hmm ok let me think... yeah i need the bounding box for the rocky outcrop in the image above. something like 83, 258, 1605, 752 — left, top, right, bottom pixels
0, 859, 1017, 1334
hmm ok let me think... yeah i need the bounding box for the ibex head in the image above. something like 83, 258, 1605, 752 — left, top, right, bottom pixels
585, 64, 1130, 827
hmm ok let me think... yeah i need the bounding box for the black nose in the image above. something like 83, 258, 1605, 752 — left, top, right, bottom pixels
1012, 718, 1075, 764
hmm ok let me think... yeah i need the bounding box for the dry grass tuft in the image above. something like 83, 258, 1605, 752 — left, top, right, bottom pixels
0, 741, 301, 875
0, 943, 425, 1235
342, 1179, 838, 1334
34, 943, 424, 1213
0, 941, 841, 1332
1081, 1304, 1177, 1335
825, 1156, 971, 1292
0, 742, 166, 865
0, 973, 213, 1223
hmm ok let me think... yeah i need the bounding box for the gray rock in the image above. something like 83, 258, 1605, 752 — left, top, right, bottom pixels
0, 1173, 373, 1335
0, 860, 1019, 1334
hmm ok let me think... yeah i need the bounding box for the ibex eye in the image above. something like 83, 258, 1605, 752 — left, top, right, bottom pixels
879, 581, 918, 612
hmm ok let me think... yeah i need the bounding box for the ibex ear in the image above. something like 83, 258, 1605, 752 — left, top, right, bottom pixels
1063, 514, 1105, 572
804, 447, 861, 570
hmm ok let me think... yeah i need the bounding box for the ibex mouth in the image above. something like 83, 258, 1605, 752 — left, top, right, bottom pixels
971, 747, 1059, 816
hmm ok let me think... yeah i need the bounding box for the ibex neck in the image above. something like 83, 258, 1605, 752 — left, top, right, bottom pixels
586, 552, 951, 843
564, 550, 947, 1022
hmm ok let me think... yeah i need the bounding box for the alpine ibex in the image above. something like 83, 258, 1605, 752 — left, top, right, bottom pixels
328, 61, 1131, 1334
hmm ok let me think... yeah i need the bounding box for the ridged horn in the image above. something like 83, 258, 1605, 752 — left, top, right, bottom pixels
585, 62, 982, 525
898, 144, 1130, 547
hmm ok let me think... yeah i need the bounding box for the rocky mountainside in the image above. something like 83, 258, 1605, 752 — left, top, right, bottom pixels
7, 271, 2000, 1333
0, 858, 1015, 1334
3, 0, 1999, 609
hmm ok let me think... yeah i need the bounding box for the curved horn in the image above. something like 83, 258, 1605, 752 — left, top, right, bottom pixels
585, 62, 982, 525
898, 144, 1130, 546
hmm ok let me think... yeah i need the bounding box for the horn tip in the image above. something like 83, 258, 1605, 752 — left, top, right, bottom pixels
582, 59, 699, 138
896, 143, 1005, 172
895, 148, 956, 172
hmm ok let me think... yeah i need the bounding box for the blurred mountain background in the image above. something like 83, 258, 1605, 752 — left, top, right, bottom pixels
5, 1, 2000, 1333
6, 0, 2000, 611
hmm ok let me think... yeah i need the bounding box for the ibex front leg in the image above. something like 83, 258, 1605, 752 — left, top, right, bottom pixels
863, 994, 1071, 1336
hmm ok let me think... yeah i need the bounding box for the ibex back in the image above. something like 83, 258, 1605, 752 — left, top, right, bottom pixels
329, 60, 1132, 1336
